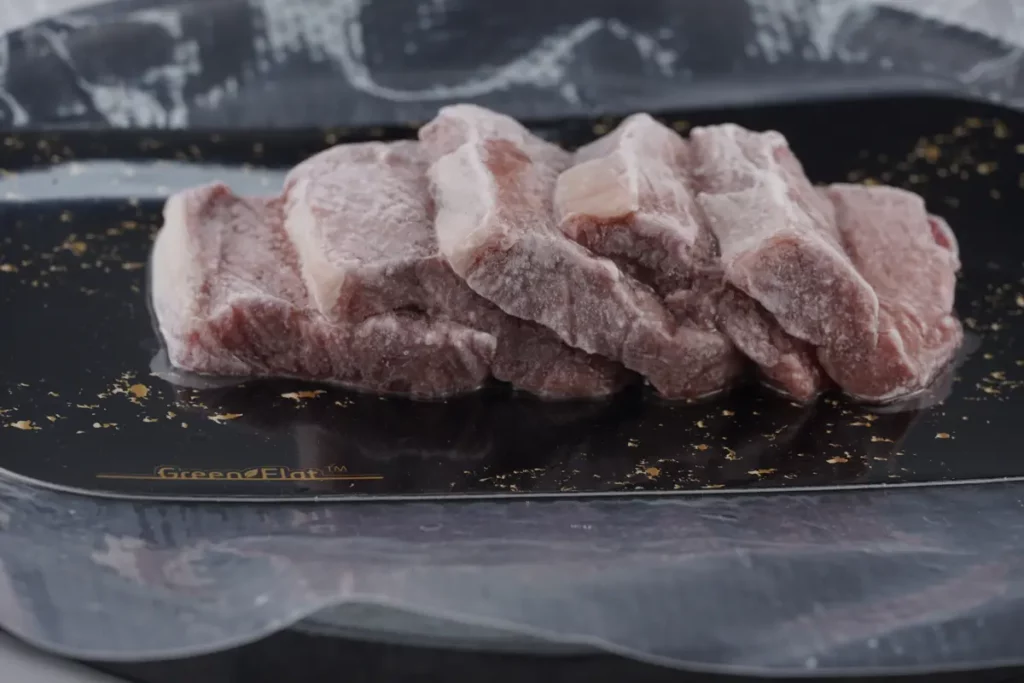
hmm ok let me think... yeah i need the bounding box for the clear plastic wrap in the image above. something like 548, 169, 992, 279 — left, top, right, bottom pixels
1, 0, 1023, 129
5, 476, 1024, 675
2, 0, 1024, 675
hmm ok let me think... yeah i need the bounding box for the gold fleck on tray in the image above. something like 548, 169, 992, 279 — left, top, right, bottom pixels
1, 95, 1022, 502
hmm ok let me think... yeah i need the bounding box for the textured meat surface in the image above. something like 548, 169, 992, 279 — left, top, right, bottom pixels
150, 182, 495, 397
690, 123, 878, 399
691, 123, 878, 349
717, 288, 826, 401
153, 111, 963, 406
420, 104, 571, 182
424, 107, 742, 398
693, 124, 837, 242
283, 141, 437, 322
555, 114, 715, 294
554, 113, 743, 393
283, 140, 627, 399
818, 184, 963, 402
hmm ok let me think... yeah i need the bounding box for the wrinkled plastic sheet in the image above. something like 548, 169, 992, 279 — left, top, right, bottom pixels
3, 0, 1024, 676
4, 477, 1024, 675
1, 0, 1023, 129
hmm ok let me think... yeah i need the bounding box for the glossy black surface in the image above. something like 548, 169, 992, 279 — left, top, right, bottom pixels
0, 95, 1022, 501
88, 629, 1024, 683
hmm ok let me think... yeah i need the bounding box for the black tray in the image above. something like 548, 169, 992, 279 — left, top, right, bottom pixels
85, 629, 1024, 683
1, 94, 1021, 502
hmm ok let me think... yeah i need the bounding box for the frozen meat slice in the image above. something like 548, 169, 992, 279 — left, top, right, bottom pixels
283, 140, 437, 323
283, 140, 627, 399
688, 123, 872, 400
420, 103, 571, 184
555, 113, 717, 295
691, 123, 880, 352
693, 123, 837, 241
717, 287, 827, 401
150, 182, 495, 397
665, 276, 827, 402
424, 107, 742, 399
553, 113, 743, 392
555, 115, 826, 400
817, 184, 963, 402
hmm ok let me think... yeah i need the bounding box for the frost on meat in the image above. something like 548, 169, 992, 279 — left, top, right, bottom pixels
150, 182, 495, 397
690, 123, 878, 399
420, 104, 571, 180
151, 105, 965, 407
555, 114, 715, 294
716, 287, 826, 401
554, 113, 744, 393
691, 123, 878, 348
283, 140, 627, 398
424, 105, 742, 399
818, 184, 963, 402
283, 140, 440, 323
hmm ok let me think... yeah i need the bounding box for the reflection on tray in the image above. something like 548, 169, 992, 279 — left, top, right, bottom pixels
1, 96, 1023, 501
161, 375, 925, 495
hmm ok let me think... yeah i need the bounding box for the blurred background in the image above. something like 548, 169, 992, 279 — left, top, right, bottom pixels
0, 0, 1022, 130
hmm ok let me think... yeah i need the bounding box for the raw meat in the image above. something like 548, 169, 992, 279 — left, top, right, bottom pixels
553, 113, 744, 391
716, 287, 827, 401
690, 123, 879, 399
817, 184, 963, 402
691, 123, 878, 349
150, 182, 496, 397
152, 106, 964, 407
692, 124, 836, 242
283, 140, 438, 323
663, 275, 827, 401
423, 105, 742, 399
420, 104, 571, 181
554, 115, 830, 401
555, 113, 717, 297
282, 140, 628, 399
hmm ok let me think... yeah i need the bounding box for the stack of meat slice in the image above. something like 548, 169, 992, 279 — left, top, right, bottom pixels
152, 138, 626, 399
686, 124, 961, 402
688, 123, 880, 401
150, 184, 495, 398
280, 139, 627, 398
424, 105, 744, 399
552, 114, 836, 401
151, 103, 962, 405
817, 184, 962, 402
